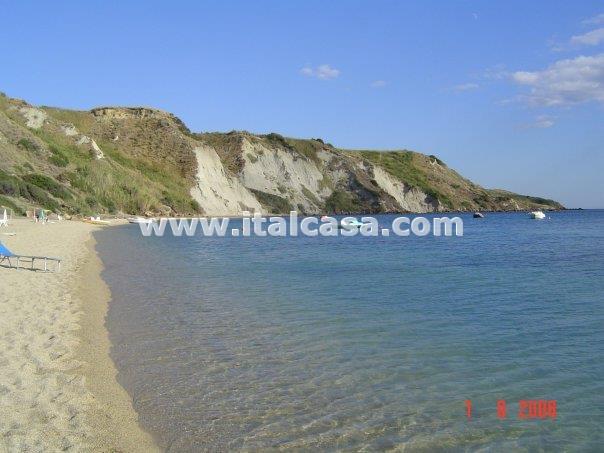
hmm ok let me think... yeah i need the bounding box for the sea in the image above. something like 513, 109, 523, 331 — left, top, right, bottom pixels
94, 210, 604, 451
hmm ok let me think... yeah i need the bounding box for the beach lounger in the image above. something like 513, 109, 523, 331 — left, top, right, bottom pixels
0, 241, 61, 272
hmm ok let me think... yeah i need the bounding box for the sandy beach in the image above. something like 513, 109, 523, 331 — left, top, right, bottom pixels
0, 219, 157, 452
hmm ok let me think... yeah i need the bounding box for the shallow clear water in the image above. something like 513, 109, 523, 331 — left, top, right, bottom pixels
95, 211, 604, 451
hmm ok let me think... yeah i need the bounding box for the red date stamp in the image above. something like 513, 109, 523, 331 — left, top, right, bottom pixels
465, 399, 556, 420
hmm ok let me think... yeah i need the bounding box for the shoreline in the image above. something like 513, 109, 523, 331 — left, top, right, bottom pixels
75, 233, 158, 452
0, 219, 157, 451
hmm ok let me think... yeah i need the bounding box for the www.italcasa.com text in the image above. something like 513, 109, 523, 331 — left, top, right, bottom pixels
138, 212, 463, 238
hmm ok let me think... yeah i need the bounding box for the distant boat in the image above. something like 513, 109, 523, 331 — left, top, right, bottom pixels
530, 211, 546, 220
339, 218, 365, 229
473, 212, 484, 218
128, 216, 155, 224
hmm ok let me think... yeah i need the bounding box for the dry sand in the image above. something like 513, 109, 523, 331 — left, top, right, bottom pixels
0, 219, 158, 452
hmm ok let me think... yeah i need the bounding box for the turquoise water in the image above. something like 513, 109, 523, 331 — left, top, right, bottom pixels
95, 211, 604, 451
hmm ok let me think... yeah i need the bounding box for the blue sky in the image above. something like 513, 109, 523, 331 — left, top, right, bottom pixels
1, 0, 602, 208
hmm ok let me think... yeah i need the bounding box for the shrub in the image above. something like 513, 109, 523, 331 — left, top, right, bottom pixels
21, 174, 72, 200
325, 190, 359, 213
287, 138, 321, 163
102, 197, 117, 213
249, 189, 293, 213
428, 155, 446, 166
0, 171, 59, 211
0, 169, 24, 197
425, 188, 451, 207
0, 195, 23, 215
190, 199, 201, 213
264, 133, 291, 149
85, 196, 98, 208
49, 144, 69, 167
17, 138, 38, 152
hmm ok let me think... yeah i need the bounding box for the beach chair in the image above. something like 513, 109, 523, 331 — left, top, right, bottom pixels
34, 208, 48, 224
0, 241, 61, 272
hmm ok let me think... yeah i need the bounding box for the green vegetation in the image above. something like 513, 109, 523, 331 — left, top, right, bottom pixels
473, 191, 492, 207
360, 151, 451, 207
324, 190, 360, 213
33, 129, 89, 163
0, 169, 60, 211
21, 174, 72, 200
40, 107, 95, 132
17, 138, 38, 153
97, 140, 196, 213
257, 134, 324, 163
49, 144, 70, 167
250, 189, 293, 213
65, 163, 158, 214
0, 125, 200, 216
461, 200, 473, 210
200, 132, 246, 174
489, 190, 563, 210
263, 132, 290, 148
428, 155, 446, 166
360, 151, 423, 188
0, 94, 563, 216
301, 186, 321, 206
11, 124, 198, 215
0, 194, 23, 215
285, 138, 322, 163
512, 194, 558, 206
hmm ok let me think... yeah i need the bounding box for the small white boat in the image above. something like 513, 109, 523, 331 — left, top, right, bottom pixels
128, 216, 156, 224
530, 211, 546, 220
339, 218, 365, 229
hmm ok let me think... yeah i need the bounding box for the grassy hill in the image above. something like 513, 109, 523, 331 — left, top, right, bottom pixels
0, 92, 563, 217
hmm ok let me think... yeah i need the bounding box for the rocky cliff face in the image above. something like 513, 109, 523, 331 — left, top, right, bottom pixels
189, 134, 442, 215
0, 92, 563, 216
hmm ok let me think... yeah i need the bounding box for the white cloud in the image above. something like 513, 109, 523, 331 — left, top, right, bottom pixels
370, 80, 387, 88
300, 67, 314, 77
300, 64, 340, 80
583, 13, 604, 26
570, 28, 604, 46
316, 65, 340, 80
453, 82, 479, 91
483, 64, 508, 80
525, 115, 555, 129
511, 53, 604, 106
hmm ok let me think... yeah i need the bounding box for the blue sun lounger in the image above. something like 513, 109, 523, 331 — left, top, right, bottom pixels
0, 241, 61, 272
